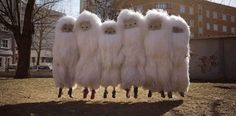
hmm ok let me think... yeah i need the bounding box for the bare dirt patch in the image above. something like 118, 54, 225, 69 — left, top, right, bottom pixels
0, 78, 235, 116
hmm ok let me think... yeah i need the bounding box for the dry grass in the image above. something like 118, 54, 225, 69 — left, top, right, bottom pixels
0, 78, 235, 116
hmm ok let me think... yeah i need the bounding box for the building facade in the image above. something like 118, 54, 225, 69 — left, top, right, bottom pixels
0, 31, 14, 71
80, 0, 236, 39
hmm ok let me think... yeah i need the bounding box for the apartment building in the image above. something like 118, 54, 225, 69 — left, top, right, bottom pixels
0, 30, 14, 71
80, 0, 236, 39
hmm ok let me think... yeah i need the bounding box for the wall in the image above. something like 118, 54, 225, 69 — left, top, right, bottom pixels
30, 49, 53, 66
189, 37, 236, 81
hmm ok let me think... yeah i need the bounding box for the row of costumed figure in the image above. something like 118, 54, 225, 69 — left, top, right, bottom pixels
53, 8, 190, 99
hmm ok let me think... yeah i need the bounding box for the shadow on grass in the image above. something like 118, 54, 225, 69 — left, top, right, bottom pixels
0, 100, 183, 116
213, 85, 236, 90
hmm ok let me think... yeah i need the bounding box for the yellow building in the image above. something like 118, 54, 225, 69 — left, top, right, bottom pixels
80, 0, 236, 39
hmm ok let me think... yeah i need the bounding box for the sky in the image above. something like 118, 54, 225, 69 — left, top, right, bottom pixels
57, 0, 236, 17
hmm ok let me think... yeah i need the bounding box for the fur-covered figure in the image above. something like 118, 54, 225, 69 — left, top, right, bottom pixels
74, 10, 102, 99
53, 16, 79, 98
117, 9, 146, 98
99, 20, 123, 98
170, 15, 190, 97
144, 9, 173, 98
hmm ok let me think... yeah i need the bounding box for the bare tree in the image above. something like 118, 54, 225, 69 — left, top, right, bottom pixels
91, 0, 118, 21
32, 18, 54, 66
0, 0, 35, 78
0, 0, 60, 78
32, 1, 62, 65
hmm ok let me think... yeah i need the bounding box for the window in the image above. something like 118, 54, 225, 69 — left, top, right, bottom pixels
231, 16, 235, 22
156, 3, 170, 10
41, 57, 45, 63
232, 27, 235, 34
32, 57, 35, 63
222, 25, 227, 32
222, 14, 227, 21
198, 15, 203, 21
135, 5, 143, 12
0, 39, 9, 48
198, 27, 203, 34
6, 58, 10, 66
0, 57, 2, 67
213, 12, 218, 19
180, 5, 185, 13
206, 10, 210, 18
189, 7, 194, 15
45, 57, 53, 63
207, 23, 210, 30
213, 24, 218, 31
189, 20, 194, 27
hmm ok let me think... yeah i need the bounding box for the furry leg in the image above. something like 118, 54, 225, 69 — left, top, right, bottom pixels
160, 91, 165, 98
91, 89, 96, 99
68, 88, 73, 98
134, 86, 138, 98
58, 88, 63, 98
103, 87, 108, 98
167, 91, 172, 98
148, 90, 152, 98
83, 87, 89, 99
179, 92, 185, 97
125, 89, 130, 98
112, 87, 116, 98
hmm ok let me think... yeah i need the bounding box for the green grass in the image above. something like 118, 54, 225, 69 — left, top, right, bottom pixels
0, 78, 235, 116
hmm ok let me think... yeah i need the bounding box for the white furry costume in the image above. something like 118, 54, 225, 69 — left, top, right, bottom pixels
144, 9, 172, 92
117, 9, 146, 89
99, 20, 123, 88
74, 10, 102, 90
170, 15, 190, 93
53, 16, 79, 89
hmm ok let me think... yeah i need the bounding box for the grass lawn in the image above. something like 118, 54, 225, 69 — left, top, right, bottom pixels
0, 78, 235, 116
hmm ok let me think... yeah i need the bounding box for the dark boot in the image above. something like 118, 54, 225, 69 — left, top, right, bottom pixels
112, 88, 116, 98
103, 88, 108, 98
148, 90, 152, 98
167, 91, 172, 98
83, 88, 89, 98
58, 88, 63, 98
91, 89, 96, 99
68, 88, 73, 98
179, 92, 185, 97
125, 89, 130, 98
134, 87, 138, 98
160, 91, 165, 98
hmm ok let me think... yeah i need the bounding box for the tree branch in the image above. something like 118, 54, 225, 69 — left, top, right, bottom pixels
0, 14, 12, 30
33, 0, 60, 18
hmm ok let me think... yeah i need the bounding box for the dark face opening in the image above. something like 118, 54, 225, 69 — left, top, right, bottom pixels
79, 21, 91, 31
172, 26, 184, 33
148, 19, 162, 31
61, 24, 74, 32
123, 18, 138, 29
104, 27, 116, 34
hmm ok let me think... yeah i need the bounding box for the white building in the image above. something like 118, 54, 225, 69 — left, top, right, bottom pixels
0, 30, 14, 71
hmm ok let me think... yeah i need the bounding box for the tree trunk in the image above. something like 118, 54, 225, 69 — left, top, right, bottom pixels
14, 0, 35, 78
36, 49, 41, 65
15, 39, 32, 78
36, 30, 43, 65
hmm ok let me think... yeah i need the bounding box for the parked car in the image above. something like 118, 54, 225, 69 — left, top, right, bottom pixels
31, 65, 52, 72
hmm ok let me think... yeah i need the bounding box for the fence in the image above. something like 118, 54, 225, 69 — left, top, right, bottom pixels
189, 36, 236, 81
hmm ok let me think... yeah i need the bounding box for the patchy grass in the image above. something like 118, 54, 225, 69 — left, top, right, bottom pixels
0, 78, 235, 116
